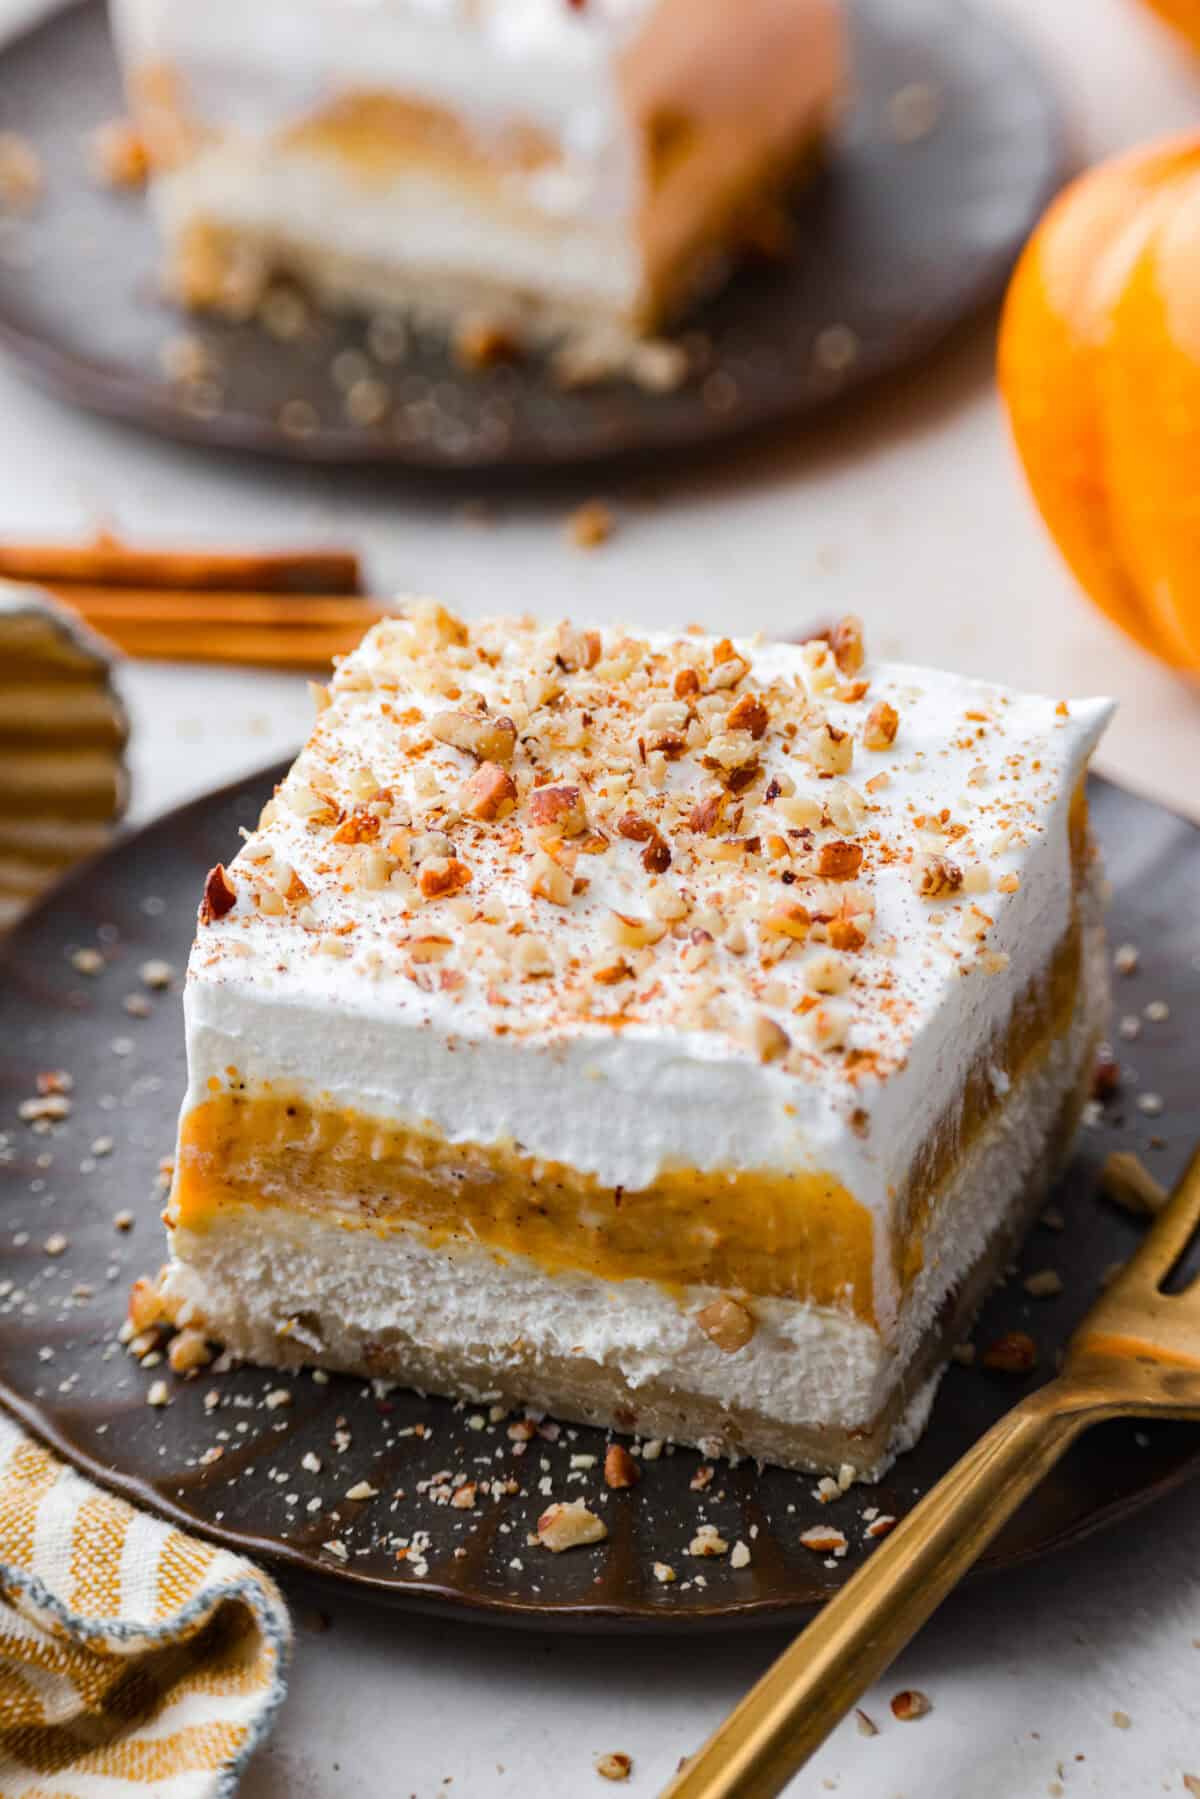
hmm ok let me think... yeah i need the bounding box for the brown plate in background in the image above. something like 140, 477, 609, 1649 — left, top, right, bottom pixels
0, 771, 1197, 1631
0, 0, 1063, 472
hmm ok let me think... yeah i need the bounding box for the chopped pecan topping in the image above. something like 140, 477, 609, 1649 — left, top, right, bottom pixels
688, 793, 727, 835
761, 902, 811, 942
726, 693, 769, 739
333, 806, 381, 845
809, 720, 853, 775
199, 863, 236, 923
863, 699, 899, 750
641, 831, 671, 873
912, 851, 963, 898
463, 761, 517, 821
556, 623, 602, 670
828, 917, 867, 952
817, 840, 864, 880
830, 614, 865, 674
608, 911, 667, 949
419, 857, 472, 899
592, 959, 633, 986
431, 708, 517, 763
530, 849, 575, 906
529, 784, 587, 835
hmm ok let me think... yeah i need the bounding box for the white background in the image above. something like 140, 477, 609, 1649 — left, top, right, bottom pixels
3, 0, 1200, 1793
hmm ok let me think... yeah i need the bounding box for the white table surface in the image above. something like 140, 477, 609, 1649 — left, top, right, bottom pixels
3, 1, 1200, 1793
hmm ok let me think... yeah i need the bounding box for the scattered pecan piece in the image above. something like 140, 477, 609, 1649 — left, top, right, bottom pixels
604, 1444, 642, 1489
596, 1753, 632, 1782
128, 1271, 170, 1334
891, 1690, 932, 1721
536, 1499, 608, 1552
168, 1328, 212, 1376
567, 500, 614, 550
981, 1331, 1037, 1374
1091, 1045, 1120, 1100
799, 1526, 848, 1555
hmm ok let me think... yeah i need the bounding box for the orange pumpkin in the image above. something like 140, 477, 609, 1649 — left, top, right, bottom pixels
999, 134, 1200, 673
1141, 0, 1200, 50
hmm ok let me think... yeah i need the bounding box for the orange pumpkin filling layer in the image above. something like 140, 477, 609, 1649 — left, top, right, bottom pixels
172, 1100, 875, 1317
171, 909, 1083, 1327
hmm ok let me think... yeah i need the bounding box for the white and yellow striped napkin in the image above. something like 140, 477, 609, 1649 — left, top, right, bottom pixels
0, 1413, 290, 1798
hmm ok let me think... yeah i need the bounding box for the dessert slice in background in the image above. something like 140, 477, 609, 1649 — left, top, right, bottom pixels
160, 604, 1112, 1477
110, 0, 846, 343
0, 585, 128, 929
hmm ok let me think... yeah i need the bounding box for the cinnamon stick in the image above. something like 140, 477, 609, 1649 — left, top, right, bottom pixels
0, 534, 362, 595
58, 588, 387, 630
85, 618, 374, 669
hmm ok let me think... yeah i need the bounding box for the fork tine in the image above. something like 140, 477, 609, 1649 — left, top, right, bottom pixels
1122, 1147, 1200, 1291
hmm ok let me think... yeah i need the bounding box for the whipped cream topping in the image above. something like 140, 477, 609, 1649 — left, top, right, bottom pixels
183, 607, 1112, 1257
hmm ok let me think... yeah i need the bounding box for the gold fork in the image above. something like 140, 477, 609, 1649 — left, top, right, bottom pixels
663, 1148, 1200, 1799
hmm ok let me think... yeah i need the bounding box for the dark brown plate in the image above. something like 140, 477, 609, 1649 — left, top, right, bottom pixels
0, 770, 1197, 1631
0, 0, 1064, 472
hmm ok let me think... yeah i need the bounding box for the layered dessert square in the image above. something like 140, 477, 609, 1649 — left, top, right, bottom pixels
161, 605, 1112, 1476
111, 0, 846, 339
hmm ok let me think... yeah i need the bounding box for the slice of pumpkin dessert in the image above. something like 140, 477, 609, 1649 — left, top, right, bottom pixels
157, 601, 1112, 1476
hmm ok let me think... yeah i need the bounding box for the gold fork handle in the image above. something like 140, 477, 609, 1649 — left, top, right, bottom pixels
663, 1385, 1096, 1799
